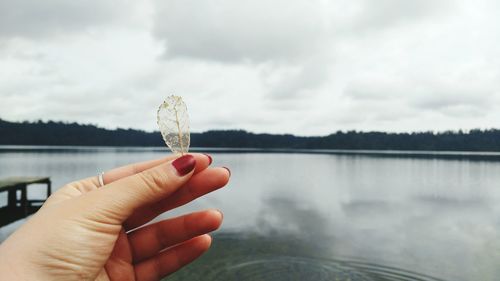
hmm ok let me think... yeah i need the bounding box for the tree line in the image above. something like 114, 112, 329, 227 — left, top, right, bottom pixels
1, 118, 500, 151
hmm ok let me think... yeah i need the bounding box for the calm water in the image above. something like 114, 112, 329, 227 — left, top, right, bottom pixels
1, 146, 500, 280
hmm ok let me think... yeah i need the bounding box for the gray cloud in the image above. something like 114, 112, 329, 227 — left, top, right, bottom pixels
0, 0, 140, 40
152, 0, 452, 63
153, 0, 327, 63
413, 94, 490, 111
344, 73, 499, 120
350, 0, 455, 33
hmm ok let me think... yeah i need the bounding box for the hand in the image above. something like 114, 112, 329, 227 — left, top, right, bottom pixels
0, 153, 230, 281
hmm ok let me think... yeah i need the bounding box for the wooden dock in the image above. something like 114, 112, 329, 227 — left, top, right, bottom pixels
0, 177, 51, 227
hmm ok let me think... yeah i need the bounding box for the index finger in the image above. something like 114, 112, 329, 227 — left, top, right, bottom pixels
45, 154, 212, 206
101, 153, 212, 186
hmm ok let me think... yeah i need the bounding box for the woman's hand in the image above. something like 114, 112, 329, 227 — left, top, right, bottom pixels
0, 153, 230, 281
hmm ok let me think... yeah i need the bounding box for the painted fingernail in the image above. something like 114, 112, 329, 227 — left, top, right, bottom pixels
204, 153, 213, 165
172, 155, 196, 176
223, 166, 231, 177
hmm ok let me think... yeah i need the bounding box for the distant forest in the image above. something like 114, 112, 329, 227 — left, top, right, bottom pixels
1, 118, 500, 151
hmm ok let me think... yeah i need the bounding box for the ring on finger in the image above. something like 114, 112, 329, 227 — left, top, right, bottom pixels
97, 172, 105, 187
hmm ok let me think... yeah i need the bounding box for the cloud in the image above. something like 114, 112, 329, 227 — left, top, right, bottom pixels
345, 74, 498, 119
2, 0, 500, 135
152, 0, 452, 63
150, 0, 469, 125
152, 0, 342, 105
153, 0, 328, 63
350, 0, 455, 32
413, 93, 490, 112
0, 0, 143, 40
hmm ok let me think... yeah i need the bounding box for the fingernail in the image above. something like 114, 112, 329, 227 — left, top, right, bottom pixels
204, 153, 213, 165
217, 209, 224, 220
205, 234, 212, 244
172, 155, 196, 176
223, 166, 231, 177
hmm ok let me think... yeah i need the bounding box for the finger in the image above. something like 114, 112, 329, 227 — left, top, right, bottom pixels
128, 210, 222, 263
45, 154, 212, 205
124, 167, 230, 230
134, 235, 212, 281
77, 154, 196, 224
105, 228, 135, 281
101, 153, 212, 186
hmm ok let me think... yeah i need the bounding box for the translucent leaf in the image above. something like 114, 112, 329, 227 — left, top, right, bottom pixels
157, 95, 190, 155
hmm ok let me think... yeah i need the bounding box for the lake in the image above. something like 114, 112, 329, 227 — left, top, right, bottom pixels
1, 146, 499, 280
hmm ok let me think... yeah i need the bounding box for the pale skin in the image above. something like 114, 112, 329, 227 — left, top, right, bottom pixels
0, 153, 230, 281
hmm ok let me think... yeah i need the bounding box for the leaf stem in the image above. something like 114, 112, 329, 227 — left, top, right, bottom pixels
174, 99, 184, 155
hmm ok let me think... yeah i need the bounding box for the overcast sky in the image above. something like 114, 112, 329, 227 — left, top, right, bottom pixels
1, 0, 499, 135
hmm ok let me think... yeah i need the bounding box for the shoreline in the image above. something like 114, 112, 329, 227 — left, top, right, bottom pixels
2, 145, 500, 161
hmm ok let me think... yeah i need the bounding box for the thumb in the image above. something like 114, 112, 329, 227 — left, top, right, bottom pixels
78, 154, 196, 224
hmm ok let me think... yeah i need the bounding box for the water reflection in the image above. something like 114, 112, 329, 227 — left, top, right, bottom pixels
167, 193, 448, 281
256, 195, 332, 243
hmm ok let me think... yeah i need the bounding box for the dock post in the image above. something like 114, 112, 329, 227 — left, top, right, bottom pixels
7, 188, 16, 208
21, 184, 27, 216
47, 179, 52, 197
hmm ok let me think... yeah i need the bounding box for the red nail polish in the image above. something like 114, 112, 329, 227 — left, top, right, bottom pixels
204, 153, 213, 165
223, 166, 231, 177
172, 155, 196, 176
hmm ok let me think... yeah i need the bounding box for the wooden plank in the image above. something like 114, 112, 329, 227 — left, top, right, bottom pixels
0, 177, 50, 192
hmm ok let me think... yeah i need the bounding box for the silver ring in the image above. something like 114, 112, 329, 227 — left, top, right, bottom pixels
98, 172, 105, 187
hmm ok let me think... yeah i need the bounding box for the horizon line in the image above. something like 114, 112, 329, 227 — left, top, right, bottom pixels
1, 117, 499, 137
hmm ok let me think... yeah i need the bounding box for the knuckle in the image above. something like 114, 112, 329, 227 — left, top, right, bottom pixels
155, 222, 169, 248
